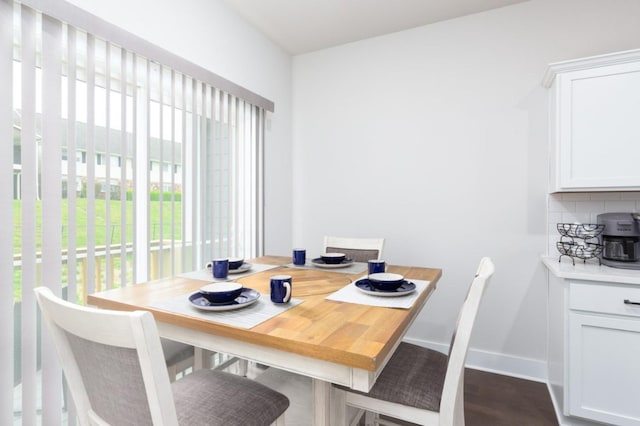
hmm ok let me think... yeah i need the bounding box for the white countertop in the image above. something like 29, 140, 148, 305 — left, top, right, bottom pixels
542, 256, 640, 285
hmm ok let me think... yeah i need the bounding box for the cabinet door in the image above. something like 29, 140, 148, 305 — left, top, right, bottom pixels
568, 312, 640, 425
556, 61, 640, 190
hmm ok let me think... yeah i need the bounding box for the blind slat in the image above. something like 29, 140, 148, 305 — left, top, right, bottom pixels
19, 6, 38, 425
157, 64, 164, 277
41, 13, 63, 423
65, 24, 79, 425
180, 74, 188, 271
119, 48, 127, 285
189, 79, 198, 270
0, 0, 15, 422
210, 87, 217, 257
170, 70, 176, 276
199, 83, 206, 262
257, 108, 265, 255
104, 41, 112, 289
131, 53, 138, 282
133, 57, 149, 283
66, 27, 77, 301
85, 33, 96, 300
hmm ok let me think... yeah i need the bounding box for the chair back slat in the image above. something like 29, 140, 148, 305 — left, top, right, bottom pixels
439, 257, 495, 426
323, 236, 385, 262
325, 247, 380, 263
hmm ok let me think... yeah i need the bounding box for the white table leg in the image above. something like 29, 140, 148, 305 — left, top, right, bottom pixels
332, 387, 347, 426
312, 378, 332, 426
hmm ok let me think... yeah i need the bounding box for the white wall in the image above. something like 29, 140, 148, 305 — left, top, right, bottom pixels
65, 0, 294, 256
292, 0, 640, 379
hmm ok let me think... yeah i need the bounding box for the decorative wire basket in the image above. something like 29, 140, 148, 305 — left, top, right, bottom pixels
556, 223, 605, 240
556, 241, 603, 263
556, 223, 604, 265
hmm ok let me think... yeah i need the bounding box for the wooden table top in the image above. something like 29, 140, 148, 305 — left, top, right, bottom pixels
87, 255, 442, 372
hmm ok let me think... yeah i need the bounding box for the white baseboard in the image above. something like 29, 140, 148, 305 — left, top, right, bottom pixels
402, 336, 548, 383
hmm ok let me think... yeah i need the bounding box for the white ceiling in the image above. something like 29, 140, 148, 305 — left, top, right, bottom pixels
222, 0, 529, 55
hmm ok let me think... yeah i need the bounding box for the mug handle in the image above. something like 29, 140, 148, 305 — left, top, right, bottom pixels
283, 281, 292, 303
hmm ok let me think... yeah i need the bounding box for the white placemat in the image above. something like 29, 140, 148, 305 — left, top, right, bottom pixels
150, 292, 303, 329
285, 261, 368, 274
178, 263, 280, 282
325, 276, 430, 309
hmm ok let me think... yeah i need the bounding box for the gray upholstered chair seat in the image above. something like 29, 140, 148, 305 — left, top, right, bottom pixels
336, 342, 447, 411
172, 369, 290, 426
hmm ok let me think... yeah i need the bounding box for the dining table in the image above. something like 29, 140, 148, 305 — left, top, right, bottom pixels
87, 255, 442, 425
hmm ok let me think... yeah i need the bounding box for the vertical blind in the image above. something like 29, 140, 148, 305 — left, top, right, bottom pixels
1, 0, 270, 423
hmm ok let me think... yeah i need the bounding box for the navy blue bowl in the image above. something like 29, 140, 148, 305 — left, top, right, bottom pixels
321, 253, 346, 264
368, 273, 405, 291
228, 257, 244, 270
199, 282, 243, 303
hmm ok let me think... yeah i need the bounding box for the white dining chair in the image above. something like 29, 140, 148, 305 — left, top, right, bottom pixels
323, 236, 385, 262
35, 287, 289, 426
332, 257, 495, 426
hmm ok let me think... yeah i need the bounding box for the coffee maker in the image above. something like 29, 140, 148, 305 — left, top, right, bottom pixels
598, 212, 640, 269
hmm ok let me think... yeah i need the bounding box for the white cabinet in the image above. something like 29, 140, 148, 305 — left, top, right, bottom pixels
568, 281, 640, 425
543, 257, 640, 426
543, 49, 640, 192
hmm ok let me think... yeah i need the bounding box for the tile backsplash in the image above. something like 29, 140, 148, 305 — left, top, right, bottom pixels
547, 192, 640, 255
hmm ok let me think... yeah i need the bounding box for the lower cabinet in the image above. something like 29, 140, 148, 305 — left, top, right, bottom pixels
567, 281, 640, 426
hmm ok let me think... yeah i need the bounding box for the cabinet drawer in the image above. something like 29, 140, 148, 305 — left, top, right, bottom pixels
570, 281, 640, 317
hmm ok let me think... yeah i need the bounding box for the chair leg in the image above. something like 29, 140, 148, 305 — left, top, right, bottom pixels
364, 411, 377, 426
272, 413, 285, 426
373, 415, 403, 426
348, 409, 367, 426
237, 359, 249, 376
167, 364, 177, 382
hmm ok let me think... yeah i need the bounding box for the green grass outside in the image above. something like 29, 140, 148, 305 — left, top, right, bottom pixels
13, 197, 183, 251
12, 196, 183, 301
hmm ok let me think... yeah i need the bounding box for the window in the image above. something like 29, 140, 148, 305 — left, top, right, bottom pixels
75, 150, 86, 163
1, 1, 272, 423
109, 154, 120, 168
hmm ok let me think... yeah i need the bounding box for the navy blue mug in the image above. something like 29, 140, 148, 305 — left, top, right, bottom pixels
270, 274, 292, 303
212, 258, 229, 279
368, 259, 386, 275
293, 248, 306, 266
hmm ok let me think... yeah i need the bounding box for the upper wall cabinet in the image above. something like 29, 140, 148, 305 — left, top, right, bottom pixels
542, 49, 640, 193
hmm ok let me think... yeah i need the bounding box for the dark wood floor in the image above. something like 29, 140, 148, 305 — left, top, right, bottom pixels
381, 368, 558, 426
253, 364, 559, 425
464, 369, 558, 426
